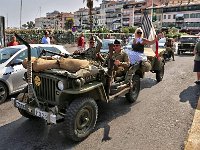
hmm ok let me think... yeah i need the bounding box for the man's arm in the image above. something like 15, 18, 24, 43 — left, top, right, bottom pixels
94, 35, 102, 53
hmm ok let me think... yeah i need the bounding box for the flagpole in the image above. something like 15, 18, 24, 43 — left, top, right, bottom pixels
151, 0, 153, 23
20, 0, 22, 29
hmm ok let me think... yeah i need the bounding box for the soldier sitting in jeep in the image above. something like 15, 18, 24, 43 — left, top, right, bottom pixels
74, 35, 102, 61
99, 39, 130, 78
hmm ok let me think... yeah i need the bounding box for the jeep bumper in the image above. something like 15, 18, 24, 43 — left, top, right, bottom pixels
11, 98, 57, 124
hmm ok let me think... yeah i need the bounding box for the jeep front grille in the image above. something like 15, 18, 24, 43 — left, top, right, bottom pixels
33, 75, 56, 102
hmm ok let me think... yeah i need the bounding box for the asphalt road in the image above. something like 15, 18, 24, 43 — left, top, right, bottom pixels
0, 54, 200, 150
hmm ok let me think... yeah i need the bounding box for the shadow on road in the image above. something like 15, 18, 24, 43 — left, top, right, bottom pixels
0, 117, 76, 149
0, 76, 158, 149
0, 97, 139, 149
179, 85, 200, 109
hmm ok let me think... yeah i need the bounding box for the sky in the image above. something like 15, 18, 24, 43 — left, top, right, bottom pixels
0, 0, 102, 28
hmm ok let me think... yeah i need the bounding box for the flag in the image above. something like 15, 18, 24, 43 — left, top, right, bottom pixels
141, 11, 159, 58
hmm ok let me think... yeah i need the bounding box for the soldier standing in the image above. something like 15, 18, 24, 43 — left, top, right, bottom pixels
193, 40, 200, 84
165, 38, 175, 61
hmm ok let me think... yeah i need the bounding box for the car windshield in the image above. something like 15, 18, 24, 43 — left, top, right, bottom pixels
159, 38, 166, 43
102, 40, 115, 50
179, 37, 198, 43
0, 47, 20, 64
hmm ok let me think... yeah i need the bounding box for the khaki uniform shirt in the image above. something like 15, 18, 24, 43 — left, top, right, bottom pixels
112, 50, 130, 68
194, 41, 200, 61
84, 36, 102, 60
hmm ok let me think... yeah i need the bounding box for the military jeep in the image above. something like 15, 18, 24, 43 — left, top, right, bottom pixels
177, 35, 199, 55
12, 34, 164, 142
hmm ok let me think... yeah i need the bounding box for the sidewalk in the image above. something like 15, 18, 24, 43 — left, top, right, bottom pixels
185, 95, 200, 149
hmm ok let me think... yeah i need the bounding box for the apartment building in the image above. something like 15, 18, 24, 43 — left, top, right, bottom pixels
151, 1, 200, 34
35, 11, 74, 29
74, 8, 89, 28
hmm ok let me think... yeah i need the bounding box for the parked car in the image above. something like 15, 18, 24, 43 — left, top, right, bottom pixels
177, 35, 199, 55
158, 38, 166, 48
0, 44, 70, 104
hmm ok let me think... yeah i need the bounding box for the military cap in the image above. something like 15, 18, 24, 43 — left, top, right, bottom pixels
114, 39, 121, 45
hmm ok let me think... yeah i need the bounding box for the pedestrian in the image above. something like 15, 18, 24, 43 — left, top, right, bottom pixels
7, 36, 19, 46
193, 40, 200, 84
77, 32, 85, 51
41, 31, 50, 44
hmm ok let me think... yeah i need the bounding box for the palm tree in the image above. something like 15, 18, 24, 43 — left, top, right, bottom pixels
83, 0, 98, 32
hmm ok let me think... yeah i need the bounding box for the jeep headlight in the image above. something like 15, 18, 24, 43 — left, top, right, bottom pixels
57, 81, 64, 91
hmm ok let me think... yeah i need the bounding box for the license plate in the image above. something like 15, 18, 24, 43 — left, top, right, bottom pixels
16, 101, 26, 110
35, 108, 48, 120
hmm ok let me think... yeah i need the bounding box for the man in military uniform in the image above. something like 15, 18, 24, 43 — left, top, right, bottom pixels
101, 39, 130, 77
74, 35, 102, 61
165, 38, 175, 61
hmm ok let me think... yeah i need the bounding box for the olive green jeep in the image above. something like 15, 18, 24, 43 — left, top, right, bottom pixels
12, 34, 164, 142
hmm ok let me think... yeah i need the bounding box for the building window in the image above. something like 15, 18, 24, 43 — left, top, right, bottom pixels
173, 14, 176, 19
164, 15, 166, 19
184, 14, 189, 18
190, 13, 195, 18
168, 15, 171, 19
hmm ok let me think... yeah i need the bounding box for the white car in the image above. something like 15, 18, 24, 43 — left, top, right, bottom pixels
158, 38, 166, 48
0, 44, 70, 104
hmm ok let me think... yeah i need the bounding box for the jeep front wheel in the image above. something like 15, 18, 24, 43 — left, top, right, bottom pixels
65, 97, 98, 141
156, 65, 164, 82
125, 75, 140, 103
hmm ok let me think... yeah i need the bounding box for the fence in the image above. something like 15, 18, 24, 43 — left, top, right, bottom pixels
5, 29, 134, 46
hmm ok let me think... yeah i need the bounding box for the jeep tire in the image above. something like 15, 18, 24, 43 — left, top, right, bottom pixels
156, 65, 164, 82
125, 75, 140, 103
65, 97, 98, 141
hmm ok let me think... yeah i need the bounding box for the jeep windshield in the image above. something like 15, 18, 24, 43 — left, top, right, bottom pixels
0, 47, 20, 64
179, 37, 198, 43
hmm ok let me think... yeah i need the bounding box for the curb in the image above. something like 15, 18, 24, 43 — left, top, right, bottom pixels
185, 96, 200, 150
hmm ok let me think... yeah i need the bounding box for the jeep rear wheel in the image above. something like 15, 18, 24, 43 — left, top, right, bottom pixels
156, 65, 164, 82
65, 97, 98, 141
125, 75, 140, 103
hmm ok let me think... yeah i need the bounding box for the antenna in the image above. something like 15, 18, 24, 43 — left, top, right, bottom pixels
6, 13, 8, 28
40, 6, 41, 17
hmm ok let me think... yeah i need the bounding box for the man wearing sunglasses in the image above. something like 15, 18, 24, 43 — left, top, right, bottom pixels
74, 35, 102, 61
102, 39, 130, 77
127, 27, 162, 64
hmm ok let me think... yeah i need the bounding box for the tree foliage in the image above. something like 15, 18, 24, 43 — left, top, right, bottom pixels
22, 21, 35, 29
64, 18, 74, 30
